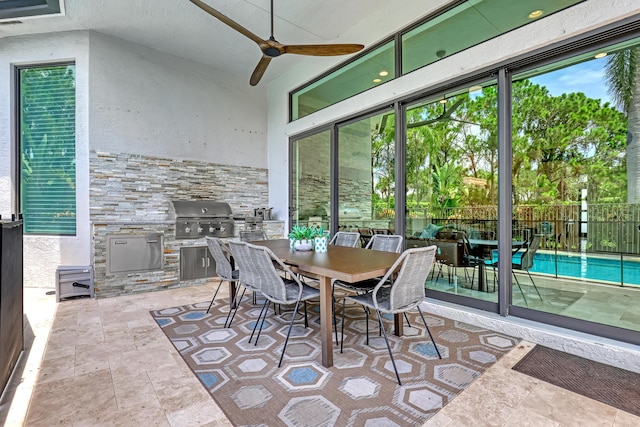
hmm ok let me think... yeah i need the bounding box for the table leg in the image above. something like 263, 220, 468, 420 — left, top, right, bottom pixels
319, 276, 333, 367
477, 263, 486, 292
393, 314, 403, 336
228, 282, 237, 309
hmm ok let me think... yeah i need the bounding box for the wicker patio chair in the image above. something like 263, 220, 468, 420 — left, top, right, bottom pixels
332, 234, 405, 344
340, 245, 441, 385
486, 234, 544, 305
228, 241, 320, 367
329, 231, 361, 247
204, 237, 240, 326
239, 229, 269, 242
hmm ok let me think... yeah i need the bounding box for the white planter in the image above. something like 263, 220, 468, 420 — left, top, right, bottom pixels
293, 239, 313, 251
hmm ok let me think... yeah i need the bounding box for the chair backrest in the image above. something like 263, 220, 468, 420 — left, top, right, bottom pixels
239, 230, 268, 242
329, 231, 360, 247
373, 245, 437, 313
205, 237, 234, 281
434, 239, 464, 266
227, 241, 298, 304
518, 234, 543, 270
365, 234, 404, 253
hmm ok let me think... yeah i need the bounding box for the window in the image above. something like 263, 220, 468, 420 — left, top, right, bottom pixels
338, 110, 395, 234
290, 0, 586, 120
291, 41, 395, 120
18, 63, 76, 235
291, 130, 331, 229
0, 0, 61, 20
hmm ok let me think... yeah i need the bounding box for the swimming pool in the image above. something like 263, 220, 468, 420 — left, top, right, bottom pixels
529, 252, 640, 286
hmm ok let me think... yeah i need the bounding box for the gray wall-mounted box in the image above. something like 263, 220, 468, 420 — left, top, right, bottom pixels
55, 266, 94, 302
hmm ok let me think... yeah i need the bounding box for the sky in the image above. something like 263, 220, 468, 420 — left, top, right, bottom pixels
529, 57, 616, 107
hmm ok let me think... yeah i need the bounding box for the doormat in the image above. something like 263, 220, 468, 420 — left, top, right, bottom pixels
512, 345, 640, 417
151, 298, 519, 426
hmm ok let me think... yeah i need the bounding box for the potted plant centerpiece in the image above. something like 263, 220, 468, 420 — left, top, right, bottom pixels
288, 224, 316, 251
313, 226, 329, 253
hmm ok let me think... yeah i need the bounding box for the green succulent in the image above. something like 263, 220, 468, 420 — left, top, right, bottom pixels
288, 224, 316, 240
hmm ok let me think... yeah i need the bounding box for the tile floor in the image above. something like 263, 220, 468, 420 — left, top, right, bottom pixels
0, 283, 638, 426
428, 268, 640, 332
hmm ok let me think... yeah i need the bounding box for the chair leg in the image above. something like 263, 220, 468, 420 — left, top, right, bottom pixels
365, 307, 370, 346
225, 285, 245, 328
403, 313, 411, 328
252, 298, 271, 345
303, 301, 308, 328
278, 299, 302, 368
206, 278, 224, 313
512, 272, 528, 306
332, 283, 339, 346
376, 309, 402, 385
340, 296, 346, 353
527, 271, 543, 300
417, 306, 442, 359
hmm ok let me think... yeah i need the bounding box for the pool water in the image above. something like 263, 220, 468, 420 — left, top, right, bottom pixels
529, 252, 640, 286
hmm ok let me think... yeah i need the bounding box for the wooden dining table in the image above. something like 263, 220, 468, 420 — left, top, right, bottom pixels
252, 239, 401, 368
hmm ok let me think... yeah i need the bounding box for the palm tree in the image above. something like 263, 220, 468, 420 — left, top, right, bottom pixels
605, 47, 640, 203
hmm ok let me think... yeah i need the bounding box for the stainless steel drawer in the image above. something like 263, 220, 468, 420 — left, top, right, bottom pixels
106, 233, 164, 275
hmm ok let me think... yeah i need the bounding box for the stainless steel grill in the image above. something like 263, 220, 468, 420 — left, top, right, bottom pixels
170, 200, 235, 239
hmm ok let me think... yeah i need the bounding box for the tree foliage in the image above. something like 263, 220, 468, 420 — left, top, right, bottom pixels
399, 72, 628, 215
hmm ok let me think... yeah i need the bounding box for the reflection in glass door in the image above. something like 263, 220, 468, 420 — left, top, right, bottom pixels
291, 130, 331, 230
404, 82, 498, 302
337, 111, 395, 245
509, 37, 640, 333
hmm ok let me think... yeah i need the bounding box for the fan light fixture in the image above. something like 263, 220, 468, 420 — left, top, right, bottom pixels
528, 10, 543, 19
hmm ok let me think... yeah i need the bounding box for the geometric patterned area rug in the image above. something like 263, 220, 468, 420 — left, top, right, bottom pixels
151, 297, 519, 427
513, 345, 640, 417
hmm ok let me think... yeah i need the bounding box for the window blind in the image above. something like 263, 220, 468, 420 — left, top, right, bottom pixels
19, 64, 76, 235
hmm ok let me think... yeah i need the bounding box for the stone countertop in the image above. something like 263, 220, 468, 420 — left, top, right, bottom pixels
92, 221, 174, 226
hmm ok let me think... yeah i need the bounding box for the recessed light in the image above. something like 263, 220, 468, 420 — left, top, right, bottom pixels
469, 85, 482, 93
594, 52, 607, 59
528, 10, 543, 19
379, 71, 389, 77
439, 98, 448, 104
373, 78, 382, 83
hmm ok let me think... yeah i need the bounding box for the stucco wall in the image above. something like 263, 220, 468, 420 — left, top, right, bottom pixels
0, 31, 91, 287
87, 32, 267, 168
0, 30, 268, 288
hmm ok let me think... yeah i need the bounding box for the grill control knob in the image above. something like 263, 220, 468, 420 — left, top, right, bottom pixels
209, 226, 215, 233
184, 226, 191, 234
197, 226, 203, 233
220, 226, 226, 232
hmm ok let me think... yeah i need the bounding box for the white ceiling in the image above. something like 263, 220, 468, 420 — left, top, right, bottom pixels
0, 0, 405, 85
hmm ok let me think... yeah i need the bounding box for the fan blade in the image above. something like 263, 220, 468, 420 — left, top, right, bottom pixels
250, 56, 272, 86
190, 0, 265, 46
283, 43, 364, 56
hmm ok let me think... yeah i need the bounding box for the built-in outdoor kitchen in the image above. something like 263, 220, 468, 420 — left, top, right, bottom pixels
90, 151, 284, 298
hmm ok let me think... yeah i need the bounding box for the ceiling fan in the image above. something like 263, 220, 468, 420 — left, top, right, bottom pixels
407, 98, 479, 128
189, 0, 365, 86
